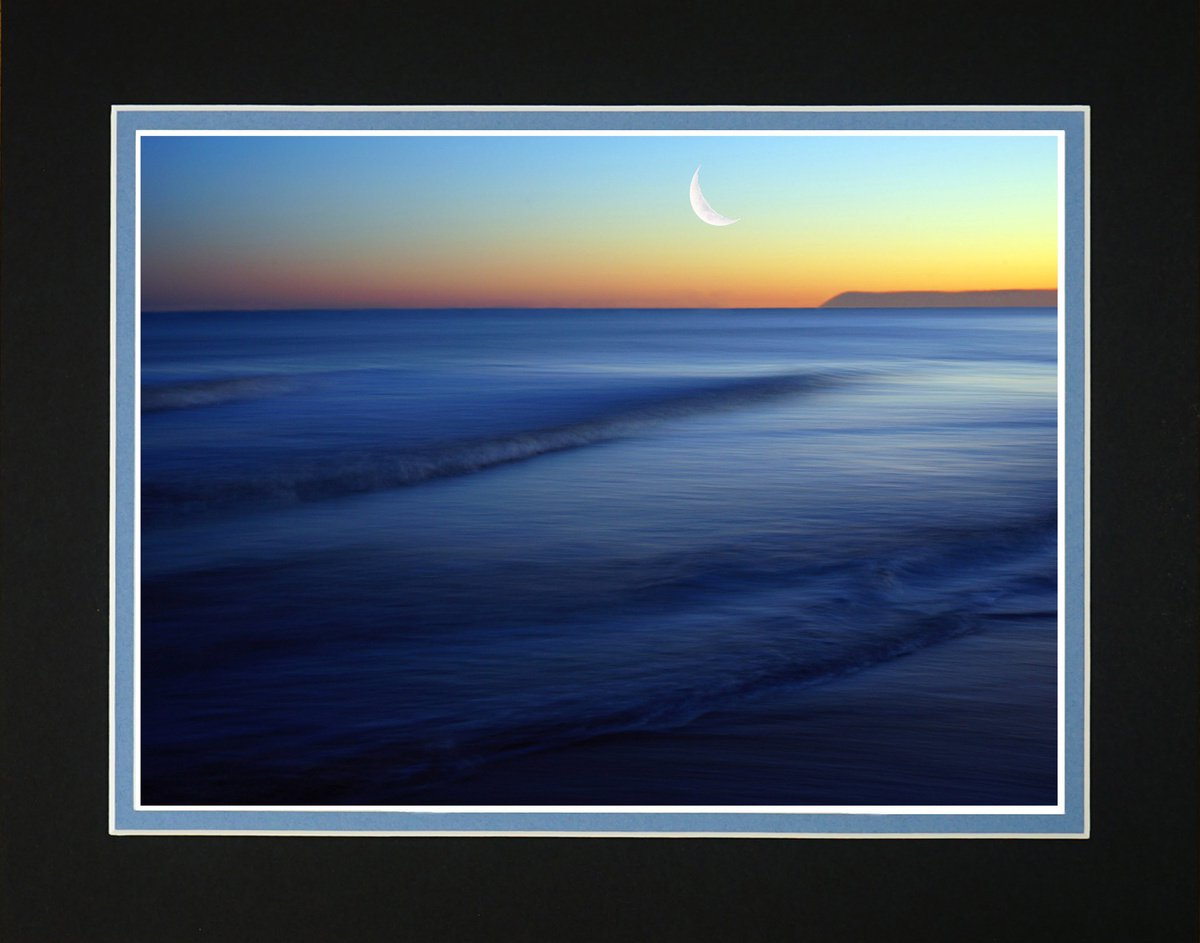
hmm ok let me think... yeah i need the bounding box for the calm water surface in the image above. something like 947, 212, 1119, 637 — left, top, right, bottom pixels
139, 308, 1058, 804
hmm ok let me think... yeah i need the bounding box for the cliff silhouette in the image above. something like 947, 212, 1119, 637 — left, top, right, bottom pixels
820, 289, 1057, 308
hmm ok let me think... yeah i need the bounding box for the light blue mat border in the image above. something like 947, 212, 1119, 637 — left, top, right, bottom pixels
111, 107, 1087, 836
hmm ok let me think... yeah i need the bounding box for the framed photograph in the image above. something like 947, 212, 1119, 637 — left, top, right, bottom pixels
109, 106, 1087, 836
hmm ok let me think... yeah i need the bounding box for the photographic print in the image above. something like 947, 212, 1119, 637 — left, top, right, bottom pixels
110, 107, 1088, 835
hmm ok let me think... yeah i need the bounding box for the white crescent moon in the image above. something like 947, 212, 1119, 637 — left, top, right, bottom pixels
689, 166, 738, 226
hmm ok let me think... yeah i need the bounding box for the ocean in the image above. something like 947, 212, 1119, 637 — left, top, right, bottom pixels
139, 307, 1059, 806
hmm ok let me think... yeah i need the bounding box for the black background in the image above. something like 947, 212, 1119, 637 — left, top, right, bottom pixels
2, 1, 1196, 940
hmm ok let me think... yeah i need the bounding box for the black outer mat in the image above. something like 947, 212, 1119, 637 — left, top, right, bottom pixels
2, 1, 1197, 940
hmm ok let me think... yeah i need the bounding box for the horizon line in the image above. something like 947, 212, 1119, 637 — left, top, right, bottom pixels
141, 305, 1059, 314
142, 298, 1059, 315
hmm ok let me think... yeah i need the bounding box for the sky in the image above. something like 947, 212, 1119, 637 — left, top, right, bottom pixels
140, 134, 1059, 310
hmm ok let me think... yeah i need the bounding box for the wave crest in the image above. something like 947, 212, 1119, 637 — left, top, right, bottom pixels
144, 370, 846, 516
143, 376, 299, 412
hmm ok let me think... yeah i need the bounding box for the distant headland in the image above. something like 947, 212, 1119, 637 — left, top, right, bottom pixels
820, 289, 1057, 309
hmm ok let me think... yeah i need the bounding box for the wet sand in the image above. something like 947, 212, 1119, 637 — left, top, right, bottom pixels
398, 616, 1058, 807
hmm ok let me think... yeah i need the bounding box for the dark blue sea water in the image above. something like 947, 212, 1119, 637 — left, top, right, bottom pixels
139, 308, 1059, 805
